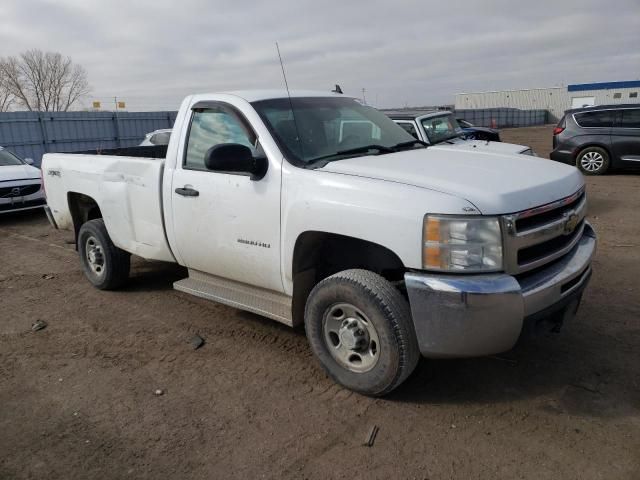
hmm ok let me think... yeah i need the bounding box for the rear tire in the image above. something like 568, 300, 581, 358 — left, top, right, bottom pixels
576, 146, 610, 175
304, 269, 419, 396
78, 219, 130, 290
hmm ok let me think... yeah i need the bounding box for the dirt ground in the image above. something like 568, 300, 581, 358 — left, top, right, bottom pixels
1, 126, 639, 480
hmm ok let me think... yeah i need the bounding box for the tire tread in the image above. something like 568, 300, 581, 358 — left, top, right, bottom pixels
305, 269, 419, 396
78, 219, 130, 290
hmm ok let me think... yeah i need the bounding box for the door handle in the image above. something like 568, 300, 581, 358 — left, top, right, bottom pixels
175, 187, 199, 197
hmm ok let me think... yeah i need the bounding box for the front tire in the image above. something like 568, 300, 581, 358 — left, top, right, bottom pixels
78, 219, 130, 290
576, 146, 610, 175
304, 269, 419, 396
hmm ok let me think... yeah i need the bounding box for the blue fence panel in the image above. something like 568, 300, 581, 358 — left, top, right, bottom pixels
1, 108, 546, 166
0, 110, 178, 166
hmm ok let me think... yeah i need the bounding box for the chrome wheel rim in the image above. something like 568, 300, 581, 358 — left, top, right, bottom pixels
85, 236, 105, 277
322, 303, 380, 373
580, 151, 604, 172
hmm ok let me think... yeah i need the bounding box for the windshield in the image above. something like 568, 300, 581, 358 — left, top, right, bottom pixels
420, 113, 463, 144
0, 149, 24, 166
252, 97, 418, 165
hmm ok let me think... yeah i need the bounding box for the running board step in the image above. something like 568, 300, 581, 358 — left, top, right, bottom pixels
173, 270, 293, 326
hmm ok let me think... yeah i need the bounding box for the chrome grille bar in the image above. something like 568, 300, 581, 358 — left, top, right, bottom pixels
502, 187, 587, 275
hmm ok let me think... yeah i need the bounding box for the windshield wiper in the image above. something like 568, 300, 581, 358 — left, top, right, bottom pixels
308, 144, 395, 165
336, 144, 395, 155
391, 140, 428, 150
432, 136, 459, 145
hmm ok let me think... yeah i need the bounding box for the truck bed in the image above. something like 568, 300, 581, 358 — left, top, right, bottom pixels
72, 144, 168, 159
42, 151, 175, 263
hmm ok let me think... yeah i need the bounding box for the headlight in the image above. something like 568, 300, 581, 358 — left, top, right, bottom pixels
423, 215, 503, 272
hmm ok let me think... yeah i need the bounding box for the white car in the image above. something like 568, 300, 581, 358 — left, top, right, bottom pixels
139, 129, 172, 146
388, 110, 537, 156
0, 147, 45, 214
42, 90, 595, 396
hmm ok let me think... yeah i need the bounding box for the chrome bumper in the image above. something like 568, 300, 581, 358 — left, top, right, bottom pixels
405, 222, 596, 358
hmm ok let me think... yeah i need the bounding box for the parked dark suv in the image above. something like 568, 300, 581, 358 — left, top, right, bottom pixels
551, 104, 640, 175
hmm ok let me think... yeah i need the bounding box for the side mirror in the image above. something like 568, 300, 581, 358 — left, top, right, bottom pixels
24, 157, 34, 165
204, 143, 267, 181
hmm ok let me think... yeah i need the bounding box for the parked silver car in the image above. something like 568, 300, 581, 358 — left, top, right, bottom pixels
0, 147, 45, 214
139, 129, 172, 146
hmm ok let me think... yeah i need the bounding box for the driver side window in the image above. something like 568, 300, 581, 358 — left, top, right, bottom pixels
185, 107, 257, 170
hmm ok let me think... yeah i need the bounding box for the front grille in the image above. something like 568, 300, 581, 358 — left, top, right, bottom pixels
502, 188, 587, 274
0, 197, 46, 212
0, 183, 41, 198
515, 190, 585, 232
517, 219, 584, 265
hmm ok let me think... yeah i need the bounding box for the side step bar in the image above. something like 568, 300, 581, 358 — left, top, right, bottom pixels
173, 270, 293, 326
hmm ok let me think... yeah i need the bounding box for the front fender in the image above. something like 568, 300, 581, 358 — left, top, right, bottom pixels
280, 165, 478, 295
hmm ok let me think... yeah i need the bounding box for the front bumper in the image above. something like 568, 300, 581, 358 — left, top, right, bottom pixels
0, 192, 46, 214
405, 223, 596, 358
549, 148, 575, 165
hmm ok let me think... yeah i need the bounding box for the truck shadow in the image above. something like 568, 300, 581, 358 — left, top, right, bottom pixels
388, 327, 640, 420
124, 258, 187, 292
0, 208, 47, 226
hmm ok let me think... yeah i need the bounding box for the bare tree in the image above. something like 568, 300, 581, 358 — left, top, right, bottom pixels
0, 50, 90, 111
0, 69, 14, 112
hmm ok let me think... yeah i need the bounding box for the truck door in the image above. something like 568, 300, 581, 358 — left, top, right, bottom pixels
169, 102, 283, 292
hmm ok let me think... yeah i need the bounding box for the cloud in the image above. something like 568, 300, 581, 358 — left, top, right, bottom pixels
0, 0, 638, 110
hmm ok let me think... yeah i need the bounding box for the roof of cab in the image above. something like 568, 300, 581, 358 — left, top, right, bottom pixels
218, 90, 348, 102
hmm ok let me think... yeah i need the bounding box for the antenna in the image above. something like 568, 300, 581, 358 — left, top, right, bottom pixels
276, 42, 304, 158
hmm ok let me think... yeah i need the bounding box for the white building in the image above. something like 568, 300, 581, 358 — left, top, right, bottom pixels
455, 81, 640, 122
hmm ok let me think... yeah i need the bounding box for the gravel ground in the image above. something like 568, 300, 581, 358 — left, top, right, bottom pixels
1, 126, 639, 479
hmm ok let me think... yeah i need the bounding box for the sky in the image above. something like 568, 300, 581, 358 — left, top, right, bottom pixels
0, 0, 638, 111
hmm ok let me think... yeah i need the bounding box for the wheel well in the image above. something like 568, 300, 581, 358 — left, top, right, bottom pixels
291, 231, 405, 327
574, 143, 611, 161
68, 192, 102, 246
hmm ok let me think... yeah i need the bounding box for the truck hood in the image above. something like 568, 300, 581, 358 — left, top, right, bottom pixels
435, 138, 529, 155
320, 148, 584, 215
0, 164, 41, 182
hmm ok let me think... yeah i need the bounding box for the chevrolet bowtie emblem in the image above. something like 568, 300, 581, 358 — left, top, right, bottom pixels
563, 212, 579, 235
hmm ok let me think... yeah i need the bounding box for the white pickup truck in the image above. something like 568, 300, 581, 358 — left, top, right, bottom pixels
42, 90, 596, 396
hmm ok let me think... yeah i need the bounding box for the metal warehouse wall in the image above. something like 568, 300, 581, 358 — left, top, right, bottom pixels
454, 108, 547, 128
455, 88, 566, 122
0, 111, 178, 166
455, 87, 640, 123
564, 88, 640, 110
